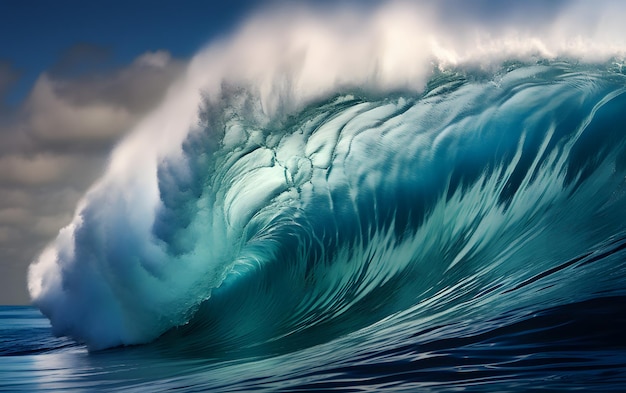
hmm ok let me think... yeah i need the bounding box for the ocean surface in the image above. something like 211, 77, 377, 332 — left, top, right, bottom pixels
7, 3, 626, 391
3, 294, 626, 391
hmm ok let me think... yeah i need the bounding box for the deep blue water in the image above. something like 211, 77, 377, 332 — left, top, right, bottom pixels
2, 296, 626, 391
13, 62, 626, 391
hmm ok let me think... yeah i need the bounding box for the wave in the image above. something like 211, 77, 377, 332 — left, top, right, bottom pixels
28, 1, 626, 352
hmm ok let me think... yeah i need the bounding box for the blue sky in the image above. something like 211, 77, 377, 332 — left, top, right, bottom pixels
1, 0, 265, 105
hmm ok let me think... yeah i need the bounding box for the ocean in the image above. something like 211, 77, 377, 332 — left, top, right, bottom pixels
5, 2, 626, 391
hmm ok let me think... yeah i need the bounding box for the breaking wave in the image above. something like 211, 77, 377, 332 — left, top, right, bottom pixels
28, 1, 626, 359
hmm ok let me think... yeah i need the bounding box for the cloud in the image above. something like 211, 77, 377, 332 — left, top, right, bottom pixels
25, 75, 135, 144
0, 48, 186, 304
0, 60, 21, 99
0, 60, 21, 122
49, 43, 113, 78
52, 50, 182, 112
0, 154, 73, 186
20, 51, 184, 151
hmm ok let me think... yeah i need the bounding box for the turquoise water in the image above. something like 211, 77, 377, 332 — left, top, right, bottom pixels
10, 62, 626, 391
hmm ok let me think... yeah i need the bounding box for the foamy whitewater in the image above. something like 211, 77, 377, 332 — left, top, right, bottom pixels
11, 1, 626, 391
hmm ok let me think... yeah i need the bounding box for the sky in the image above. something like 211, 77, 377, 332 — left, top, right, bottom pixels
0, 0, 620, 305
0, 0, 273, 304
